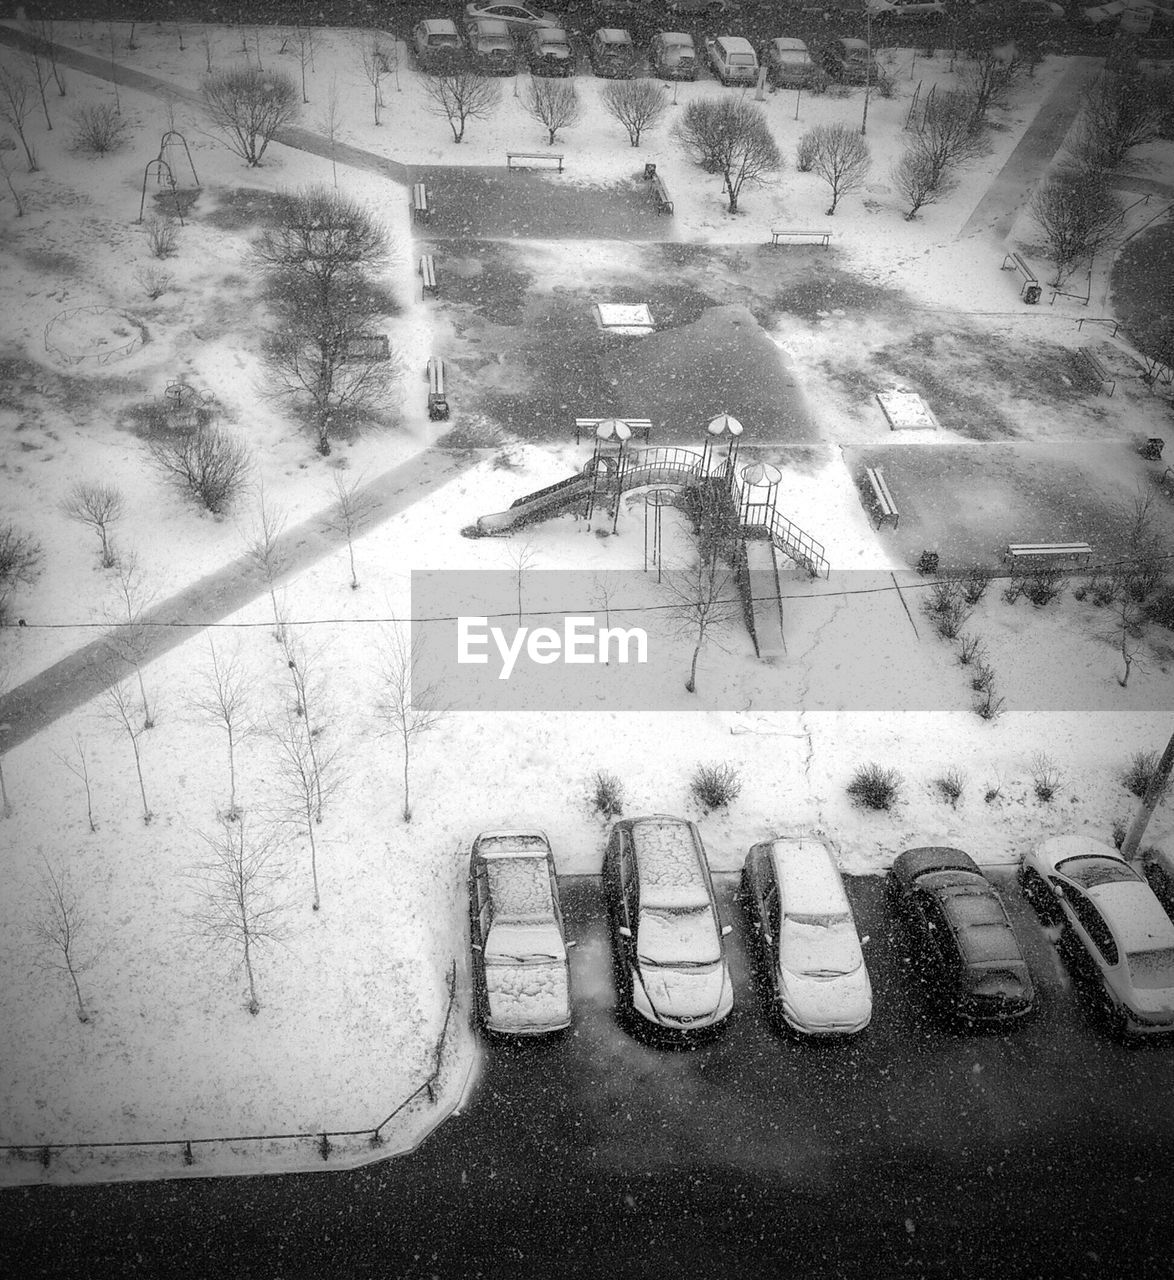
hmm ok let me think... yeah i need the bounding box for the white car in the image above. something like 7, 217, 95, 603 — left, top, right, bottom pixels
1079, 0, 1126, 21
742, 836, 872, 1035
464, 2, 560, 32
866, 0, 946, 14
706, 34, 759, 86
1022, 835, 1174, 1037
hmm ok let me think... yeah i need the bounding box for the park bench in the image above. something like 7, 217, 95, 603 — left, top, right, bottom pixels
574, 417, 653, 444
1004, 542, 1092, 567
507, 152, 565, 172
649, 174, 674, 215
412, 182, 431, 225
864, 466, 899, 529
426, 357, 449, 421
419, 254, 438, 298
770, 229, 831, 248
1077, 346, 1116, 396
1001, 251, 1042, 304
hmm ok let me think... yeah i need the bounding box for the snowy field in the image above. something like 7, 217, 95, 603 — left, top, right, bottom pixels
1, 18, 1173, 1185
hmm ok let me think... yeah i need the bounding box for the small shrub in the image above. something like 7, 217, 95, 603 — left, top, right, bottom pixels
0, 521, 43, 623
1122, 750, 1170, 800
1112, 820, 1127, 849
1030, 752, 1062, 803
804, 69, 832, 96
133, 265, 175, 299
935, 768, 965, 808
957, 633, 984, 666
1144, 585, 1174, 629
147, 426, 252, 514
1072, 582, 1088, 601
932, 598, 970, 640
796, 131, 818, 172
875, 67, 896, 99
847, 762, 902, 811
1090, 574, 1118, 607
592, 770, 625, 818
1023, 568, 1066, 607
145, 215, 178, 259
984, 782, 1002, 804
959, 566, 992, 605
970, 661, 994, 692
71, 102, 129, 154
925, 578, 960, 614
974, 687, 1005, 721
1001, 577, 1024, 604
690, 762, 742, 811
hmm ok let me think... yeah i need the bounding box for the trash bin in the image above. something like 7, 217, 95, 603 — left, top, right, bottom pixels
917, 550, 940, 576
643, 162, 657, 181
1142, 438, 1165, 461
1023, 283, 1041, 305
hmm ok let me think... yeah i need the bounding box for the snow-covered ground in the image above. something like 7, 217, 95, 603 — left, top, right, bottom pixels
1, 20, 1172, 1185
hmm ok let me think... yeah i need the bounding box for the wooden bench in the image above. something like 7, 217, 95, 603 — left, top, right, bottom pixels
507, 152, 565, 172
419, 254, 438, 298
574, 417, 653, 444
770, 229, 831, 248
1078, 346, 1116, 396
864, 466, 899, 529
649, 175, 673, 215
1004, 542, 1092, 567
412, 182, 430, 225
426, 357, 449, 421
1001, 251, 1041, 304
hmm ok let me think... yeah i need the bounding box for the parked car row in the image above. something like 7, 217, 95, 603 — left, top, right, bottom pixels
469, 821, 1174, 1043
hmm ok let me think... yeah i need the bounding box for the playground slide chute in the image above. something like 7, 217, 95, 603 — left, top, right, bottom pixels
468, 469, 597, 536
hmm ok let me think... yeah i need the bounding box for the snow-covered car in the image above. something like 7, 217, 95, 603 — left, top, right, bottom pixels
411, 19, 465, 71
866, 0, 945, 16
819, 37, 878, 84
1022, 835, 1174, 1037
741, 837, 872, 1035
527, 26, 575, 75
469, 829, 572, 1036
706, 35, 759, 86
887, 846, 1037, 1027
465, 17, 518, 74
464, 1, 561, 33
1143, 842, 1174, 914
588, 28, 640, 78
973, 0, 1067, 22
669, 0, 741, 13
604, 815, 734, 1034
762, 37, 820, 89
1079, 0, 1126, 22
649, 31, 698, 80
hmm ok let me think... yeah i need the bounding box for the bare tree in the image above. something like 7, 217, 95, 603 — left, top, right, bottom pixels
190, 816, 290, 1014
804, 123, 871, 215
32, 860, 95, 1023
201, 64, 299, 167
270, 707, 341, 911
961, 45, 1018, 127
358, 34, 391, 126
62, 481, 123, 568
102, 674, 152, 824
324, 471, 377, 590
104, 553, 156, 729
148, 426, 252, 514
294, 26, 315, 103
674, 99, 782, 214
892, 140, 955, 220
376, 624, 448, 823
0, 65, 39, 170
55, 735, 97, 833
0, 659, 11, 817
1120, 486, 1166, 602
0, 143, 25, 216
318, 76, 341, 187
505, 537, 537, 624
24, 46, 53, 131
199, 26, 216, 74
1078, 69, 1169, 171
278, 628, 329, 820
0, 521, 42, 623
421, 67, 501, 143
1113, 596, 1147, 688
664, 562, 739, 694
600, 78, 669, 147
1029, 166, 1122, 286
914, 89, 984, 185
27, 14, 67, 96
244, 491, 288, 640
189, 639, 255, 819
523, 78, 582, 146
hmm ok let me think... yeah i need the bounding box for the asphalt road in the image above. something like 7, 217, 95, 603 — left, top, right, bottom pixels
4, 872, 1173, 1280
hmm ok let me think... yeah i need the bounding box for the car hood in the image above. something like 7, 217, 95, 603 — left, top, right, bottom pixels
485, 957, 570, 1032
780, 963, 872, 1032
1124, 985, 1174, 1021
638, 962, 729, 1022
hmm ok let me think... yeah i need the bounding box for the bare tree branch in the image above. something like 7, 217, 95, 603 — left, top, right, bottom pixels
375, 623, 448, 823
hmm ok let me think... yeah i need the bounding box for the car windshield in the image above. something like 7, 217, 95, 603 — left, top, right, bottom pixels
729, 54, 755, 65
638, 906, 720, 967
486, 857, 553, 918
1127, 946, 1174, 990
781, 915, 861, 977
1056, 856, 1136, 889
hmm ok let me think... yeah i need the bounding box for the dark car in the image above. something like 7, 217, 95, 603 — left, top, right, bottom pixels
589, 27, 640, 77
819, 36, 877, 84
527, 26, 576, 75
887, 846, 1036, 1026
469, 829, 572, 1036
604, 815, 734, 1034
465, 17, 519, 73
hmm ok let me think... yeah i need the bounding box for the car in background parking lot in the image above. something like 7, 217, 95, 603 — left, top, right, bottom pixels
762, 37, 820, 89
527, 26, 576, 74
742, 836, 872, 1035
706, 34, 759, 85
819, 37, 878, 84
465, 17, 519, 73
469, 829, 572, 1036
604, 815, 734, 1034
1023, 835, 1174, 1037
973, 0, 1066, 22
650, 30, 698, 79
866, 0, 945, 15
412, 19, 465, 71
589, 28, 640, 78
669, 0, 741, 14
888, 846, 1037, 1027
465, 1, 560, 33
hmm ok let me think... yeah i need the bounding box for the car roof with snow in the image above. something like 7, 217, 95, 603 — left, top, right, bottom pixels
475, 830, 551, 859
771, 38, 810, 52
1089, 881, 1174, 953
596, 28, 634, 42
658, 31, 694, 44
628, 817, 711, 910
769, 839, 851, 916
421, 18, 461, 35
716, 36, 756, 54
